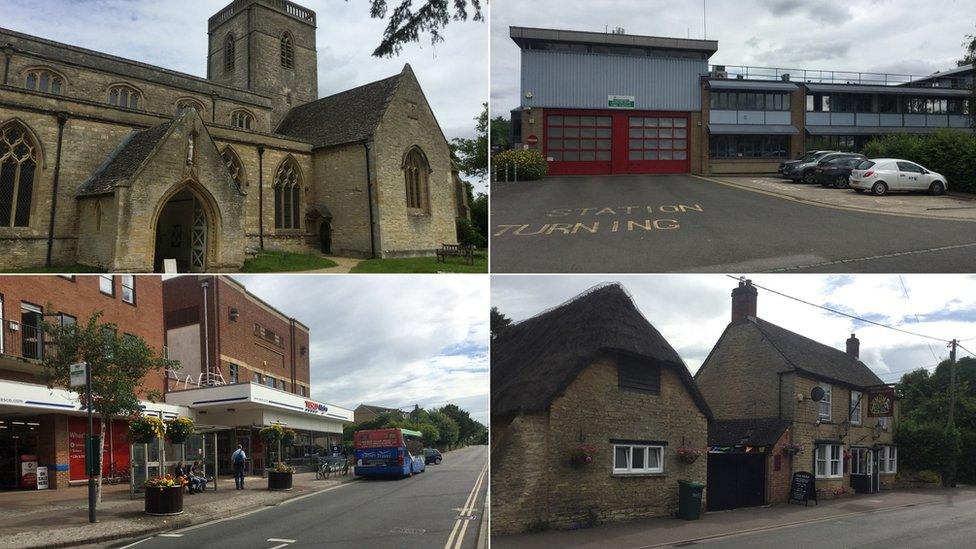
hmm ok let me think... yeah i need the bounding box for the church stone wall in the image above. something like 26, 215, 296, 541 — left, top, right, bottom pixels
373, 71, 458, 257
312, 144, 374, 258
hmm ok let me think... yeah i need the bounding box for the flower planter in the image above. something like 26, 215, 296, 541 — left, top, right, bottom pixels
268, 471, 293, 491
144, 486, 184, 516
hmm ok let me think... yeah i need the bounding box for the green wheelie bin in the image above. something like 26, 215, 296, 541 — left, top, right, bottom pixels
677, 479, 705, 520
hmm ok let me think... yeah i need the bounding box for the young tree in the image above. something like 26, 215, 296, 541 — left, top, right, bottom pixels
39, 311, 174, 502
491, 307, 512, 340
429, 410, 461, 449
356, 0, 485, 57
490, 116, 512, 150
451, 103, 489, 180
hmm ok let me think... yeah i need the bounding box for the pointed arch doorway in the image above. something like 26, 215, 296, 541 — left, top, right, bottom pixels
153, 187, 212, 273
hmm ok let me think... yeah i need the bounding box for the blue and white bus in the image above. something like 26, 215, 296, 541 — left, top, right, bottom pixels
353, 428, 426, 479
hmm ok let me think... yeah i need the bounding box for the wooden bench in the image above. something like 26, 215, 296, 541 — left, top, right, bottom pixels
436, 244, 476, 265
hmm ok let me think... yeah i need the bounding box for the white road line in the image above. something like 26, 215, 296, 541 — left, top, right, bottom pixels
267, 539, 296, 543
445, 462, 488, 549
268, 544, 290, 549
116, 538, 152, 549
157, 534, 184, 537
454, 464, 488, 549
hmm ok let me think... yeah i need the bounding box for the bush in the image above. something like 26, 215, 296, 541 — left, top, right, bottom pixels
916, 470, 941, 483
493, 149, 548, 181
456, 216, 486, 247
863, 129, 976, 193
960, 429, 976, 484
895, 419, 962, 476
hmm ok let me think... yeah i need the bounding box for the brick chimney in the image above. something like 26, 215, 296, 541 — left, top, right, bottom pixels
731, 279, 758, 323
846, 333, 860, 359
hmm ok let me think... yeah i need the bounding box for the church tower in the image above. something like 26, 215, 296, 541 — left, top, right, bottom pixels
207, 0, 319, 124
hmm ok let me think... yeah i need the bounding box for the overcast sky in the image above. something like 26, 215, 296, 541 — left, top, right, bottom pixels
491, 0, 976, 115
2, 0, 487, 183
492, 274, 976, 386
233, 275, 489, 425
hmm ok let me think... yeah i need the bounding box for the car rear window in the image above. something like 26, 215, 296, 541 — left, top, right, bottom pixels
855, 160, 875, 170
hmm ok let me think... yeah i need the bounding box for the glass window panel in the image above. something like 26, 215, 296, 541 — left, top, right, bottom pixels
629, 139, 643, 149
596, 140, 611, 150
643, 151, 658, 160
550, 151, 563, 160
629, 150, 643, 160
581, 127, 596, 138
632, 447, 645, 469
643, 140, 658, 149
580, 150, 595, 161
564, 139, 579, 149
548, 127, 563, 137
26, 73, 36, 90
675, 140, 687, 150
644, 118, 658, 127
660, 140, 672, 149
580, 116, 595, 126
597, 117, 612, 126
547, 140, 563, 149
614, 446, 629, 469
39, 73, 49, 92
674, 118, 688, 127
674, 128, 687, 138
580, 140, 595, 149
674, 150, 687, 160
629, 117, 643, 127
549, 116, 563, 125
660, 150, 673, 160
644, 129, 658, 138
629, 128, 643, 138
564, 151, 579, 161
648, 448, 661, 469
564, 127, 580, 137
659, 118, 673, 127
596, 128, 612, 138
659, 128, 673, 138
564, 116, 579, 125
596, 151, 611, 160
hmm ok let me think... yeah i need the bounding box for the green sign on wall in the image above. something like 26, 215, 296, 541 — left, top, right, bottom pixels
608, 95, 636, 109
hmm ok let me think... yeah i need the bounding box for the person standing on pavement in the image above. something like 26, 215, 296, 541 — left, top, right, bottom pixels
232, 444, 247, 489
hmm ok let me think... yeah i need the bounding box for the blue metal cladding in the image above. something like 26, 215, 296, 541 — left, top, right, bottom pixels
521, 50, 706, 111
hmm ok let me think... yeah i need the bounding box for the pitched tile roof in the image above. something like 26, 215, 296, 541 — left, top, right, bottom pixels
491, 283, 712, 419
275, 68, 406, 149
709, 418, 790, 447
750, 317, 885, 388
76, 119, 176, 197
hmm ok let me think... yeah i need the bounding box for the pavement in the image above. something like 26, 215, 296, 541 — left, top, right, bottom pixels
491, 485, 976, 549
104, 445, 488, 549
304, 256, 362, 273
0, 472, 352, 549
490, 174, 976, 273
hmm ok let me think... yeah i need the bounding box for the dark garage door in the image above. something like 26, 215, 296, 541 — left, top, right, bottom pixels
706, 452, 766, 512
544, 110, 690, 176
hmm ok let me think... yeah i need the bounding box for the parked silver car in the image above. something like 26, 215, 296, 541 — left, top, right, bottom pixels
849, 159, 948, 196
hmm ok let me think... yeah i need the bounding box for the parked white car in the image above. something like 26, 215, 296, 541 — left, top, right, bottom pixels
849, 159, 948, 196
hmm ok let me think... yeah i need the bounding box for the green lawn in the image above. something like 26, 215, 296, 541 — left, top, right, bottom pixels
241, 251, 339, 273
11, 264, 106, 273
350, 252, 487, 273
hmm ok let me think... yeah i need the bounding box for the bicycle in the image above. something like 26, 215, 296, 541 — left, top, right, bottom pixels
315, 457, 348, 480
104, 463, 131, 485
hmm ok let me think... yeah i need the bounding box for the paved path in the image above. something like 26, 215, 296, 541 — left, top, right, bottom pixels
490, 174, 976, 273
108, 446, 488, 549
305, 256, 362, 273
492, 486, 976, 549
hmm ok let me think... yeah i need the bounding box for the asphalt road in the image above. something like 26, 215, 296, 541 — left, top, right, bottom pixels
111, 445, 487, 549
697, 492, 976, 548
490, 174, 976, 273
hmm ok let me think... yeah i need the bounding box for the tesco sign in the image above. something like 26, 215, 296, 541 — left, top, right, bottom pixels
305, 401, 328, 414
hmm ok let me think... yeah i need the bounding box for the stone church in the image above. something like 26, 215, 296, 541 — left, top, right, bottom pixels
0, 0, 466, 272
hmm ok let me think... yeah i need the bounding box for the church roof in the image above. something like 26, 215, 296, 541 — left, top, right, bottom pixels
76, 119, 176, 197
275, 67, 408, 149
491, 283, 713, 419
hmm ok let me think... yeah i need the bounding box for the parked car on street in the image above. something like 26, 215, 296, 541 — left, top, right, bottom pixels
778, 150, 836, 177
849, 159, 948, 196
423, 448, 443, 465
813, 154, 867, 188
785, 151, 855, 183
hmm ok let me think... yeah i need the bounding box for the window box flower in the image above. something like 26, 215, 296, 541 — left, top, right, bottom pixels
567, 444, 597, 468
676, 447, 704, 464
781, 443, 804, 457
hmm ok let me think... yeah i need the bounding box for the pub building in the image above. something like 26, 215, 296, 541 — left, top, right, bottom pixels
695, 280, 898, 510
490, 284, 712, 535
0, 275, 350, 490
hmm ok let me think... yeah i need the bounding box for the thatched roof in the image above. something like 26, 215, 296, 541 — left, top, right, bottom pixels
491, 283, 712, 419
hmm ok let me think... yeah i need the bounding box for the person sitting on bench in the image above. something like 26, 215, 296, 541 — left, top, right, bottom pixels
188, 461, 207, 493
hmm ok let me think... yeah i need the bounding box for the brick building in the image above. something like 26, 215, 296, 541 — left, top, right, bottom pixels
353, 403, 401, 425
0, 0, 461, 272
162, 275, 350, 474
0, 275, 169, 490
490, 284, 712, 535
695, 280, 897, 508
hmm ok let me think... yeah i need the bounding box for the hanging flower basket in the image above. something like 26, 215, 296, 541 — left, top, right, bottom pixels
281, 428, 297, 446
144, 475, 187, 516
165, 417, 195, 444
260, 424, 286, 444
781, 443, 804, 457
129, 415, 166, 444
676, 447, 704, 464
567, 444, 597, 468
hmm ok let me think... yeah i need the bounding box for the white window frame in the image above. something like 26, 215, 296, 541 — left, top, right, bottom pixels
99, 275, 114, 296
815, 444, 844, 479
878, 416, 890, 430
850, 390, 862, 425
880, 446, 897, 473
121, 275, 135, 304
850, 447, 868, 475
818, 383, 832, 421
613, 443, 665, 475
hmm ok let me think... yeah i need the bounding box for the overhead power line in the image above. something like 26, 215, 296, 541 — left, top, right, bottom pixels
899, 275, 942, 362
728, 275, 950, 344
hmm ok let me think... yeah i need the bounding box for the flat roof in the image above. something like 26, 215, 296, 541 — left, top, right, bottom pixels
708, 79, 798, 91
510, 26, 718, 55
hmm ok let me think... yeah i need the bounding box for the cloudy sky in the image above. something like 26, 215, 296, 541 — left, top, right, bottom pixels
233, 275, 489, 424
1, 0, 487, 161
492, 274, 976, 386
492, 0, 976, 115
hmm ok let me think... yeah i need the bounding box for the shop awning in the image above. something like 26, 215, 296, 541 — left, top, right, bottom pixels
805, 83, 971, 97
708, 79, 798, 91
805, 126, 966, 135
0, 379, 188, 418
708, 124, 799, 135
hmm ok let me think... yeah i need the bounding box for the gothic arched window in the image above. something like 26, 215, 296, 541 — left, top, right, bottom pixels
176, 98, 206, 116
403, 147, 430, 212
0, 122, 39, 227
280, 32, 295, 69
231, 110, 254, 130
108, 85, 141, 110
25, 69, 65, 95
224, 34, 236, 72
274, 158, 301, 230
221, 147, 247, 188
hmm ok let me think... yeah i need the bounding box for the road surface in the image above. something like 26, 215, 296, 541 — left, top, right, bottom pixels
111, 445, 487, 549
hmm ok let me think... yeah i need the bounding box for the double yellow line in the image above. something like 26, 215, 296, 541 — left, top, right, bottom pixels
444, 461, 488, 549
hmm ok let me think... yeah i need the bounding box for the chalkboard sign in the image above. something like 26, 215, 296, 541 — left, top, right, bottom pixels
788, 471, 818, 506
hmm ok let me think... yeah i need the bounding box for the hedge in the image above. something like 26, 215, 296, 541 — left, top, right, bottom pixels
862, 129, 976, 194
492, 149, 548, 181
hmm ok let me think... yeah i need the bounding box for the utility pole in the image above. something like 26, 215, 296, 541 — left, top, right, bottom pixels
86, 362, 96, 523
948, 339, 958, 427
